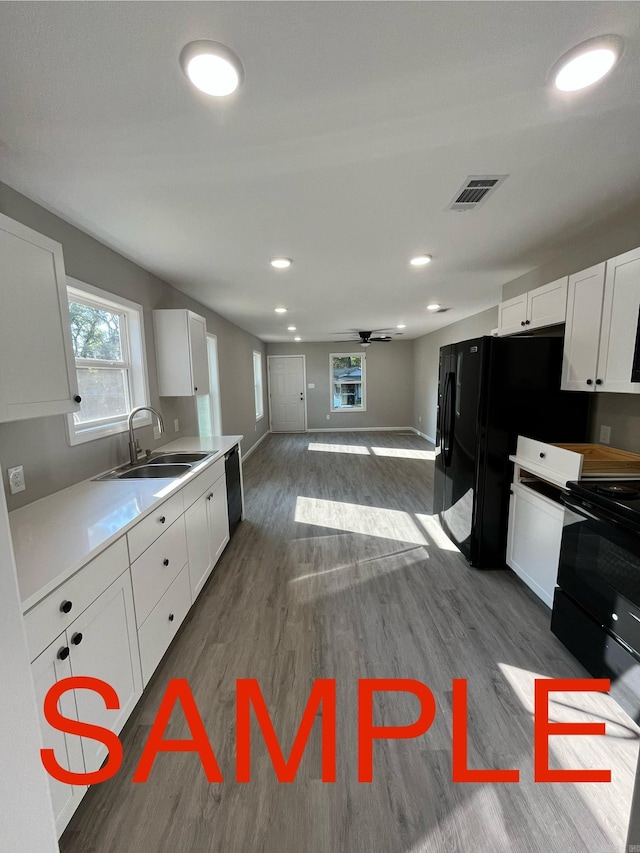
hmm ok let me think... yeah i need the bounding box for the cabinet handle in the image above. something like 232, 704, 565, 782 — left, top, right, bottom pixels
194, 387, 198, 392
586, 379, 593, 386
163, 558, 170, 566
71, 632, 83, 646
57, 646, 70, 660
73, 395, 82, 404
60, 600, 73, 614
595, 379, 603, 386
520, 321, 526, 327
168, 613, 175, 622
539, 452, 546, 459
159, 515, 166, 524
207, 492, 214, 500
525, 320, 531, 325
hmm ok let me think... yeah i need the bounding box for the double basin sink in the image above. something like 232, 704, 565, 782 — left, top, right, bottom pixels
95, 451, 218, 482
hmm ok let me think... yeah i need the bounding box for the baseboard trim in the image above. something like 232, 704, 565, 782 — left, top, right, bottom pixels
242, 429, 271, 460
410, 427, 436, 444
306, 426, 415, 433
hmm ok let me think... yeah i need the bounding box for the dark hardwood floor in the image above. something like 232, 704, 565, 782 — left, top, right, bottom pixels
60, 431, 638, 853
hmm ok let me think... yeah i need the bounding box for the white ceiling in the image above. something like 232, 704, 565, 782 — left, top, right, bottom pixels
0, 2, 639, 342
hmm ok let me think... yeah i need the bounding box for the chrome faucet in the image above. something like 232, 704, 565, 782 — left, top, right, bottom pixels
128, 406, 164, 465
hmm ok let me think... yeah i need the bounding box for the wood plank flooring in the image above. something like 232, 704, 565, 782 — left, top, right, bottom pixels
60, 431, 638, 853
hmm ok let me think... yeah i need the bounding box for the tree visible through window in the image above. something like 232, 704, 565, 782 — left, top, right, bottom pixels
330, 353, 366, 411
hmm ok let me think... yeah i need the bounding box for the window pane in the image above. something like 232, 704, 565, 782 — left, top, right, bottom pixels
332, 355, 362, 384
334, 382, 363, 409
74, 368, 130, 424
69, 301, 124, 361
253, 352, 263, 419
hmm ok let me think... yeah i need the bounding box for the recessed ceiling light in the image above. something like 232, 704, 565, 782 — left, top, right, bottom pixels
270, 257, 292, 269
294, 336, 301, 342
397, 324, 406, 329
287, 326, 296, 331
179, 40, 244, 97
275, 307, 287, 314
410, 255, 432, 266
553, 36, 623, 92
427, 303, 441, 311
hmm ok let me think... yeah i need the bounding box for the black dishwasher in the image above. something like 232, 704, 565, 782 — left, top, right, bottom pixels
225, 444, 242, 536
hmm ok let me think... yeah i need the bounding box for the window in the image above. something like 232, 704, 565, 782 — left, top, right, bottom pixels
197, 334, 223, 437
253, 351, 264, 420
330, 353, 366, 412
65, 278, 150, 445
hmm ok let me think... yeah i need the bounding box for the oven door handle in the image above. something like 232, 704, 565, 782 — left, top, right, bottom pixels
564, 494, 640, 535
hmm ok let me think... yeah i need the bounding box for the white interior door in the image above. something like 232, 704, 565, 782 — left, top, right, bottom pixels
268, 356, 306, 432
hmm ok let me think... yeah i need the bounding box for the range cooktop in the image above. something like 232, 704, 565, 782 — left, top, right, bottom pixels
567, 479, 640, 525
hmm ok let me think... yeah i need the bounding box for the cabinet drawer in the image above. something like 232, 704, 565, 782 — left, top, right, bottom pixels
23, 537, 129, 661
127, 491, 184, 562
131, 516, 188, 627
182, 457, 225, 510
137, 564, 191, 686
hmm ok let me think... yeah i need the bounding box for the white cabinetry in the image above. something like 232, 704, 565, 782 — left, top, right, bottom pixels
184, 462, 229, 600
31, 570, 142, 836
506, 483, 565, 608
497, 278, 567, 336
154, 309, 209, 396
561, 249, 640, 394
0, 212, 79, 422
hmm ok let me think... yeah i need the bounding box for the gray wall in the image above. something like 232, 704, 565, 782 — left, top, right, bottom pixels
265, 341, 414, 431
412, 308, 499, 442
0, 182, 269, 510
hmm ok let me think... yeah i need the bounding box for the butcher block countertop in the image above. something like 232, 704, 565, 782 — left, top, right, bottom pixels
553, 443, 640, 476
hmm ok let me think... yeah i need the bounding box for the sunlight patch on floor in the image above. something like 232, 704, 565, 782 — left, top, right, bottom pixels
415, 513, 459, 552
294, 496, 428, 545
370, 446, 436, 460
308, 442, 371, 455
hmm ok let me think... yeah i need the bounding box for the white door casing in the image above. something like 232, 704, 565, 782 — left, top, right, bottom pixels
268, 355, 307, 432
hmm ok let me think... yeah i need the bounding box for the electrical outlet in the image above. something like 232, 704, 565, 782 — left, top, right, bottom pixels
419, 415, 422, 423
174, 419, 179, 433
599, 425, 611, 445
8, 465, 25, 495
153, 426, 161, 440
326, 414, 330, 421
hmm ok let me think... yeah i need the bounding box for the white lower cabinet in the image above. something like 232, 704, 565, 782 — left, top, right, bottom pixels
506, 482, 565, 608
184, 470, 229, 600
31, 570, 142, 836
138, 565, 192, 685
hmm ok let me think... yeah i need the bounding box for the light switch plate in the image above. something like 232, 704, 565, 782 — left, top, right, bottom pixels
8, 465, 25, 494
308, 383, 315, 389
326, 414, 330, 420
174, 419, 179, 432
599, 425, 611, 445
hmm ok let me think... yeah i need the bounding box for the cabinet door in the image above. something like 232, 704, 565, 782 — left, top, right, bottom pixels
497, 294, 527, 336
68, 572, 142, 774
597, 247, 640, 394
506, 484, 564, 608
527, 277, 568, 330
189, 313, 209, 395
561, 263, 606, 391
185, 489, 214, 600
32, 636, 87, 838
0, 213, 79, 422
208, 474, 230, 567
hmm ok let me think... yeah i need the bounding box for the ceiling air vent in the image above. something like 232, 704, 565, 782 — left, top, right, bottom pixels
446, 175, 508, 212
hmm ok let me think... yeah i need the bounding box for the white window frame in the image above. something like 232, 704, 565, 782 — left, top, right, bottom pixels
253, 350, 264, 421
330, 352, 367, 412
65, 278, 150, 446
197, 334, 223, 437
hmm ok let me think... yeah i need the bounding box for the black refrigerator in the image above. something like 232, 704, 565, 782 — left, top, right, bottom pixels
433, 335, 589, 569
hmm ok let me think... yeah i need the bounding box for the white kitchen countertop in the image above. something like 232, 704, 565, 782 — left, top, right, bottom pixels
10, 435, 242, 613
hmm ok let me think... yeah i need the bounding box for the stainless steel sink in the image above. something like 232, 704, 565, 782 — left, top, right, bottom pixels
116, 464, 192, 480
148, 452, 211, 464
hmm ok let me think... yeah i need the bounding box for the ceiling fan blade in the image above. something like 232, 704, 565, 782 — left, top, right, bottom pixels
369, 336, 393, 342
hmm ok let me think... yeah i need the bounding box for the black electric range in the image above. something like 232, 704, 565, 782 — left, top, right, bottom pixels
551, 479, 640, 721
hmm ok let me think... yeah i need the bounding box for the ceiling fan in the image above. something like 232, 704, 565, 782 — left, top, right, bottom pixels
336, 329, 396, 348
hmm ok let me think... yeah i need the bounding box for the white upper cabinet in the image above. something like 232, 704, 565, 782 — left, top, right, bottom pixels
597, 247, 640, 394
561, 249, 640, 394
0, 213, 79, 422
561, 263, 606, 391
154, 309, 210, 396
497, 277, 567, 336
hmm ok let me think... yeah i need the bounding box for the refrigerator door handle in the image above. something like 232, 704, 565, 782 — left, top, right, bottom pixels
443, 372, 455, 468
